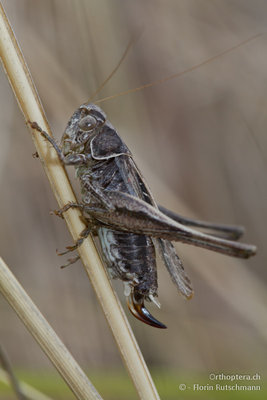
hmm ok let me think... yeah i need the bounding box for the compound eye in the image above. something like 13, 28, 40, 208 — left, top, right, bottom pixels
78, 115, 97, 131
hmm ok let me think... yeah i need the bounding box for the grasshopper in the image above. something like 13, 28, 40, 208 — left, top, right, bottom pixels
30, 103, 256, 329
30, 35, 259, 328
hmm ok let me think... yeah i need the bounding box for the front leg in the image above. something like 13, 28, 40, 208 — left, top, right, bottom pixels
29, 121, 91, 165
30, 121, 115, 211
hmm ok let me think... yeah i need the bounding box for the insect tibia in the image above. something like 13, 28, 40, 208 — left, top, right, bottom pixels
29, 121, 64, 162
85, 190, 256, 259
158, 205, 245, 241
60, 255, 80, 269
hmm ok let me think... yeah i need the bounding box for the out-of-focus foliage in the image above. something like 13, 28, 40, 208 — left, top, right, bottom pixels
0, 0, 266, 397
0, 369, 266, 400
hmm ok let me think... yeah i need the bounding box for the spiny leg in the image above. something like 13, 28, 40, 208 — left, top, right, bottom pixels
53, 204, 95, 262
48, 191, 256, 259
30, 121, 115, 210
29, 121, 65, 162
83, 190, 256, 259
57, 227, 92, 256
29, 121, 94, 166
51, 202, 86, 219
158, 205, 244, 240
60, 255, 81, 269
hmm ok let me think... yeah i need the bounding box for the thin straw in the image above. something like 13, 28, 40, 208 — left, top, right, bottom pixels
0, 368, 54, 400
0, 258, 102, 400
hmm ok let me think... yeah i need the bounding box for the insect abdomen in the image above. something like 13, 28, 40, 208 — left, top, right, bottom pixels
98, 227, 158, 298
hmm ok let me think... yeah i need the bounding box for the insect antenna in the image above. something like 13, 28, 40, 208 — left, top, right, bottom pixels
95, 33, 262, 105
88, 33, 141, 103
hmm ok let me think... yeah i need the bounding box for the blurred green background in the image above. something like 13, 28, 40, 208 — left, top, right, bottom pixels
0, 0, 266, 399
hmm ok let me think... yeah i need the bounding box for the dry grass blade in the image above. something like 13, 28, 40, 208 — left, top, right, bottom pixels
0, 258, 102, 400
0, 368, 54, 400
0, 345, 26, 400
0, 3, 160, 399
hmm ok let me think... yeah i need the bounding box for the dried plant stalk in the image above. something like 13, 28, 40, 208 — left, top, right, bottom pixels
0, 368, 54, 400
0, 258, 102, 400
0, 3, 160, 399
0, 345, 26, 400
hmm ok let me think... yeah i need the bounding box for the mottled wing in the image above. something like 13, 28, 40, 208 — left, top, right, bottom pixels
158, 238, 193, 299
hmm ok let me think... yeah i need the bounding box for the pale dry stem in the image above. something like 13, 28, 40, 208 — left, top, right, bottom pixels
0, 368, 56, 400
0, 345, 26, 400
0, 368, 54, 400
0, 258, 102, 400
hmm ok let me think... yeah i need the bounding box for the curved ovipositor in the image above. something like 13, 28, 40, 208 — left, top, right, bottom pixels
127, 292, 167, 329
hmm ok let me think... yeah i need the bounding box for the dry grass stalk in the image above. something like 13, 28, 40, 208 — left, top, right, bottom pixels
0, 345, 26, 400
0, 3, 160, 399
0, 368, 54, 400
0, 258, 103, 400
